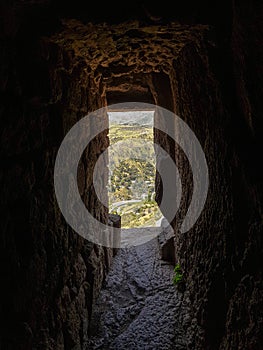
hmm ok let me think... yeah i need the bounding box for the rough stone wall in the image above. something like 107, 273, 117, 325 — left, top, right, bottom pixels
218, 2, 263, 348
171, 40, 235, 349
0, 8, 113, 350
168, 3, 263, 349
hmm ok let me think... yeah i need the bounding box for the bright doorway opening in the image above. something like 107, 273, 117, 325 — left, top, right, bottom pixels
107, 110, 163, 228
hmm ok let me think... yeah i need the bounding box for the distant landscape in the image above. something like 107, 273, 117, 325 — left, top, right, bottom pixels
108, 111, 162, 228
108, 110, 154, 126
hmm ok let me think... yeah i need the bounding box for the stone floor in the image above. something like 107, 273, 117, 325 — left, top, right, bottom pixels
85, 230, 189, 349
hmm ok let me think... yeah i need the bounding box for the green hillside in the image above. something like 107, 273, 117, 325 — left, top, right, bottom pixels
108, 123, 162, 228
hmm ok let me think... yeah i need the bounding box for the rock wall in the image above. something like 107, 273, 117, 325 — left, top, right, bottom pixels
161, 3, 262, 349
0, 6, 114, 350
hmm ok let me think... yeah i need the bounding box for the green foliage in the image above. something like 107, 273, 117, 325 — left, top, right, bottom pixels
172, 264, 183, 285
108, 123, 162, 228
109, 124, 153, 144
109, 159, 155, 202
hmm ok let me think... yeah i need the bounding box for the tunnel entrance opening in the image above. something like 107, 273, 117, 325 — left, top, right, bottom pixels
107, 109, 163, 228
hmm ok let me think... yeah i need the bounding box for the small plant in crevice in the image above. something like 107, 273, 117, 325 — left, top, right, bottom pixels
172, 263, 184, 289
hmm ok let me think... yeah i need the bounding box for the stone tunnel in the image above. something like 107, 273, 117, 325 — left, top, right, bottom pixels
0, 1, 262, 349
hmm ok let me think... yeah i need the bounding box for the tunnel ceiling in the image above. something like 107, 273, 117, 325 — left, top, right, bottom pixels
45, 20, 208, 104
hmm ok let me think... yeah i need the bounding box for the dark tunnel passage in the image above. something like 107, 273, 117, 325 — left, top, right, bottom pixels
0, 1, 262, 349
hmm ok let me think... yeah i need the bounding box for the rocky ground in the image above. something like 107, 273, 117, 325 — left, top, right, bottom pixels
85, 233, 190, 349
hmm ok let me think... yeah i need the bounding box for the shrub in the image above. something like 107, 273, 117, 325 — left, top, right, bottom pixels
172, 263, 183, 285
